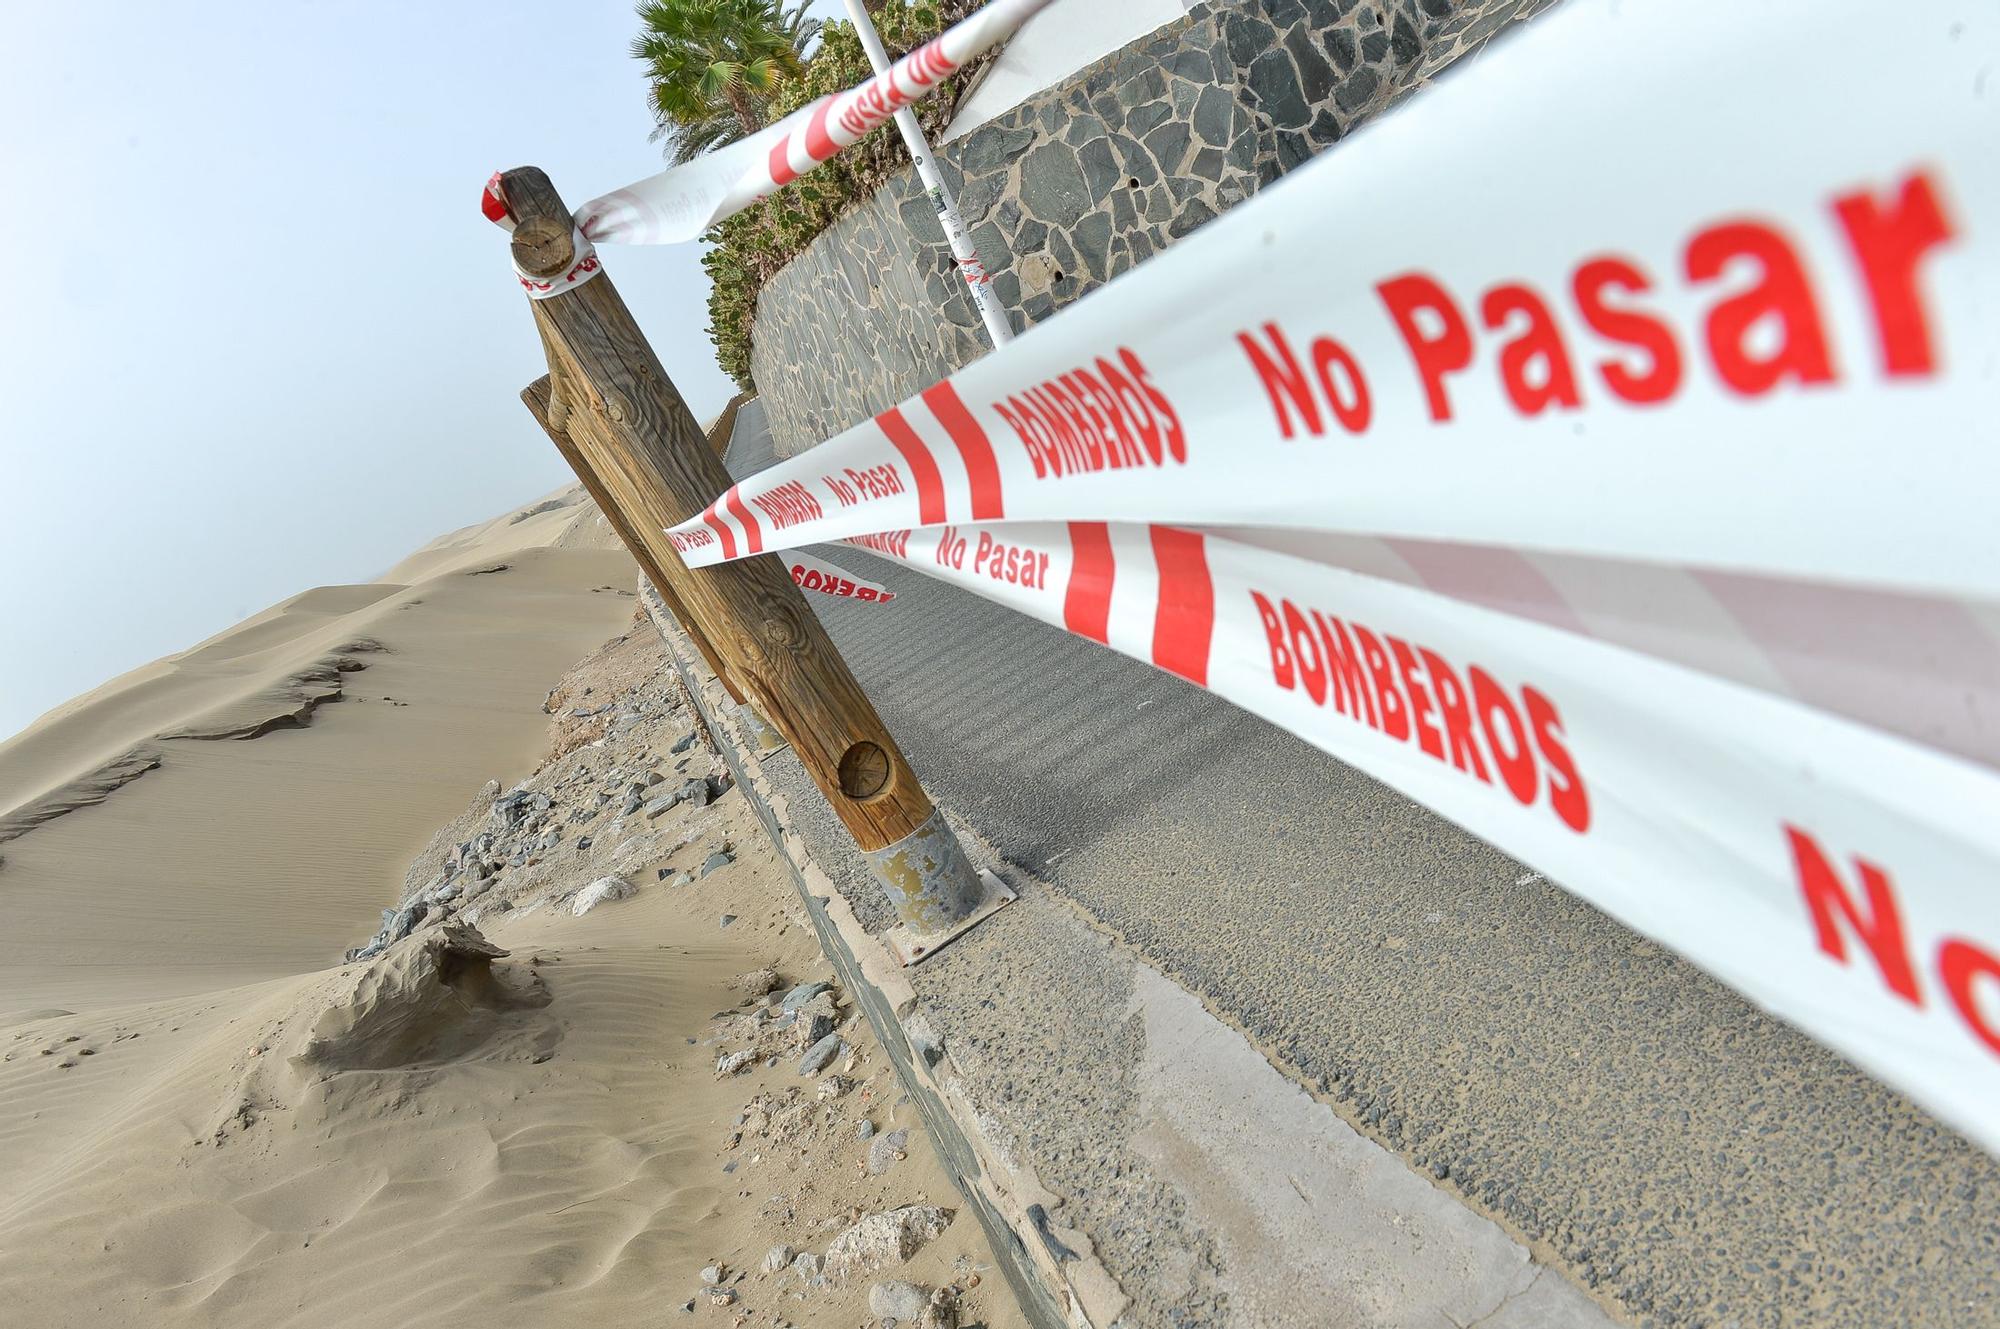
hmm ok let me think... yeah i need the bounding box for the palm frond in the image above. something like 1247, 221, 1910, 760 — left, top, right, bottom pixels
634, 0, 829, 163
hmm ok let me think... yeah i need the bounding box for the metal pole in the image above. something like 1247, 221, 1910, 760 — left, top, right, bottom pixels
842, 0, 1016, 349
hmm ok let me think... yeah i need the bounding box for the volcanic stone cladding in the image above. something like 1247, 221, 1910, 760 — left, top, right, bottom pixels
747, 0, 1559, 458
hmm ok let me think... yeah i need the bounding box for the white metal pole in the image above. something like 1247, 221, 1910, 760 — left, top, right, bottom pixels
841, 0, 1016, 348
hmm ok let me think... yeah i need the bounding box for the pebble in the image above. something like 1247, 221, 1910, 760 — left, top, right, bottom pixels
870, 1282, 930, 1324
868, 1129, 910, 1176
778, 982, 832, 1014
796, 1013, 835, 1050
700, 850, 734, 877
798, 1033, 843, 1076
716, 1049, 755, 1076
761, 1243, 795, 1274
857, 1119, 876, 1141
733, 968, 782, 996
700, 1264, 725, 1285
720, 914, 737, 929
571, 876, 635, 917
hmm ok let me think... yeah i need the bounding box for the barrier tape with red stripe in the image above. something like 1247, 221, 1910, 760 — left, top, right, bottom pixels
663, 0, 2000, 1154
832, 518, 2000, 1156
670, 0, 1997, 606
561, 0, 1058, 249
788, 551, 895, 603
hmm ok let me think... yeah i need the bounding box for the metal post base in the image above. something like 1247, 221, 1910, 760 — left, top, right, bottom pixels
882, 868, 1016, 967
864, 807, 1013, 963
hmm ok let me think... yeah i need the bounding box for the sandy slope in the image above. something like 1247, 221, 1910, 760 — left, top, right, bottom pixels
0, 799, 1016, 1326
0, 499, 1025, 1328
0, 486, 638, 1010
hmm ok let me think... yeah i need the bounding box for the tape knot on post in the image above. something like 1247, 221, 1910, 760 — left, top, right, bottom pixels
513, 228, 601, 300
484, 170, 604, 300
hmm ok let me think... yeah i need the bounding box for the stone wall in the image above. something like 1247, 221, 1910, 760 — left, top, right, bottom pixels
748, 0, 1559, 458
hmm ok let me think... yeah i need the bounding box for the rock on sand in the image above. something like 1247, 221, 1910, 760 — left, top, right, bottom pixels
570, 875, 635, 916
822, 1205, 954, 1280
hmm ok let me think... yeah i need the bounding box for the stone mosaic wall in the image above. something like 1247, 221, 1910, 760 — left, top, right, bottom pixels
749, 0, 1561, 459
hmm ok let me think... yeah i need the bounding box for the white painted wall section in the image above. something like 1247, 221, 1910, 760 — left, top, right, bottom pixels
942, 0, 1193, 141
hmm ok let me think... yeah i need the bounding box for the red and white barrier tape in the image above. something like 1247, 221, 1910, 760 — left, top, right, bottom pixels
788, 551, 895, 603
666, 0, 2000, 1149
569, 0, 1057, 248
670, 0, 1998, 607
836, 519, 2000, 1156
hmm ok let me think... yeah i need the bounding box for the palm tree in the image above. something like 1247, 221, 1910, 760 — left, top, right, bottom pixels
633, 0, 823, 163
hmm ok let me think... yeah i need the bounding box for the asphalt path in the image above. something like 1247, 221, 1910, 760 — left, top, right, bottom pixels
724, 402, 2000, 1329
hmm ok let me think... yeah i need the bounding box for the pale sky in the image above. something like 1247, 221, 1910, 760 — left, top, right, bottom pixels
1, 1, 849, 740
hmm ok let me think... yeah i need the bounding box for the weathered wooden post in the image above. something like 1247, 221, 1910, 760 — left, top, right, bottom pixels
496, 166, 1003, 954
527, 373, 789, 753
522, 373, 745, 705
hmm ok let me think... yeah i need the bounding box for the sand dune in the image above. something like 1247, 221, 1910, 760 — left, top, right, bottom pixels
0, 894, 719, 1323
0, 841, 1016, 1327
0, 484, 636, 1010
0, 487, 1024, 1328
0, 744, 162, 844
0, 573, 1024, 1328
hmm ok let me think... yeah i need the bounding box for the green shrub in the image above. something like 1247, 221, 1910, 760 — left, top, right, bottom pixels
701, 2, 988, 389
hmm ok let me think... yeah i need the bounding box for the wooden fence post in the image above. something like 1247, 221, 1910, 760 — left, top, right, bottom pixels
497, 166, 1001, 950
522, 374, 746, 706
